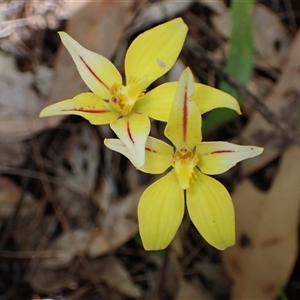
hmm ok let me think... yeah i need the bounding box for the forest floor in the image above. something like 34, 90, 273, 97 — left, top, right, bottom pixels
0, 1, 300, 299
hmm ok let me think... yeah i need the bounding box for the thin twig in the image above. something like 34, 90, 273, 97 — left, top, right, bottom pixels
186, 37, 300, 146
153, 247, 170, 300
0, 166, 60, 184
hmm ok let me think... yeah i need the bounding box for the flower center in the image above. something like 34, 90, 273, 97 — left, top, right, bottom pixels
108, 83, 134, 115
109, 82, 144, 116
171, 146, 199, 189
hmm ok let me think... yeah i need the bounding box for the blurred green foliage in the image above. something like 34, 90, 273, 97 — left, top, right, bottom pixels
203, 0, 255, 133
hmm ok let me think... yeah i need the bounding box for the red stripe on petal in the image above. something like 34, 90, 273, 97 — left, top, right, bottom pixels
79, 55, 110, 90
145, 147, 157, 153
182, 85, 188, 142
62, 107, 111, 113
210, 150, 234, 154
127, 121, 135, 144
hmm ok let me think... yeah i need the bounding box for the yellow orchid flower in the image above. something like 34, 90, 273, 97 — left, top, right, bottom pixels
105, 68, 263, 250
39, 18, 241, 167
39, 18, 188, 167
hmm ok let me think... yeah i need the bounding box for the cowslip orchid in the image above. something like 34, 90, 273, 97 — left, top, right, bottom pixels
40, 18, 187, 167
39, 18, 240, 167
105, 68, 263, 250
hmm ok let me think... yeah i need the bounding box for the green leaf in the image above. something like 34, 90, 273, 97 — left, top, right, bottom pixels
203, 0, 255, 133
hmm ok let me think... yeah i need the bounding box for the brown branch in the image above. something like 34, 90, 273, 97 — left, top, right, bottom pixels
186, 37, 300, 146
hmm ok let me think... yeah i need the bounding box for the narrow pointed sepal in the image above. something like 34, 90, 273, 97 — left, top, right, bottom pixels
105, 136, 172, 173
194, 83, 241, 115
104, 138, 133, 162
39, 92, 119, 125
137, 81, 242, 122
165, 68, 202, 148
110, 112, 150, 168
196, 142, 264, 175
186, 170, 235, 250
138, 170, 184, 250
59, 32, 122, 99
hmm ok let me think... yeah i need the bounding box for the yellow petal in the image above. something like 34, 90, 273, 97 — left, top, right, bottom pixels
110, 112, 150, 167
104, 138, 133, 162
186, 170, 235, 250
138, 170, 184, 250
39, 92, 119, 125
194, 83, 241, 115
105, 136, 172, 173
196, 142, 264, 175
165, 68, 202, 148
125, 18, 187, 91
141, 137, 172, 174
136, 81, 241, 121
59, 32, 122, 99
134, 82, 177, 121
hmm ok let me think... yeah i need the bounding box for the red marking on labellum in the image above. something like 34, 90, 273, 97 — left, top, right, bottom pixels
145, 147, 157, 153
182, 85, 188, 142
62, 107, 110, 113
210, 150, 234, 154
127, 121, 135, 144
79, 55, 110, 90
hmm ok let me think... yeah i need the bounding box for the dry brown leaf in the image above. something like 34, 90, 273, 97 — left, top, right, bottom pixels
0, 176, 38, 221
131, 0, 192, 33
29, 267, 77, 294
40, 229, 92, 269
56, 188, 96, 227
241, 30, 300, 175
55, 122, 100, 197
197, 0, 227, 15
0, 177, 22, 219
177, 280, 211, 300
0, 53, 55, 140
48, 124, 100, 227
246, 75, 274, 111
80, 256, 142, 298
194, 261, 230, 294
88, 188, 144, 258
222, 146, 300, 299
14, 216, 53, 253
170, 252, 210, 300
0, 140, 27, 166
253, 4, 291, 69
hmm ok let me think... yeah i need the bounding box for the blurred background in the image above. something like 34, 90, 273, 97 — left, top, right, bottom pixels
0, 0, 299, 299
